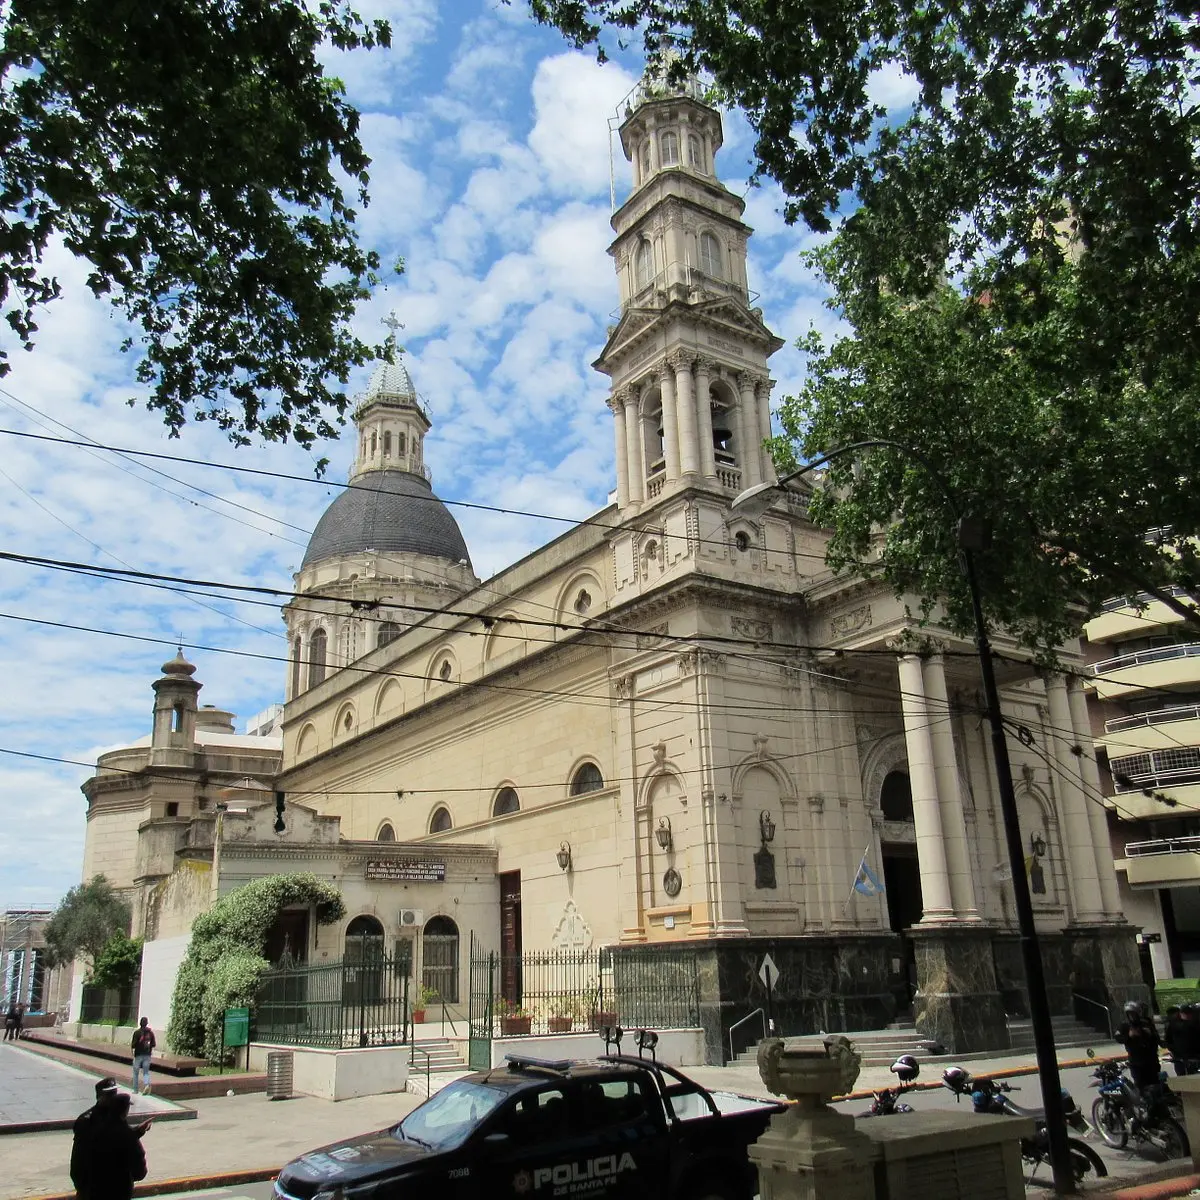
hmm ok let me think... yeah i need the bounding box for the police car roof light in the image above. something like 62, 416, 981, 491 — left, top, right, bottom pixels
634, 1029, 659, 1061
600, 1025, 624, 1054
504, 1054, 572, 1074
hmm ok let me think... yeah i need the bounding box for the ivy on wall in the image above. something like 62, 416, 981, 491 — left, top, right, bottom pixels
167, 873, 345, 1062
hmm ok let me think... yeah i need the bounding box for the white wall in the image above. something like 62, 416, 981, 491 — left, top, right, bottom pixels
138, 934, 191, 1033
249, 1043, 410, 1100
483, 1028, 705, 1069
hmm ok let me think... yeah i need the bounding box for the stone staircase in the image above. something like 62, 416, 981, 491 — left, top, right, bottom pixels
735, 1014, 1110, 1069
407, 1037, 469, 1098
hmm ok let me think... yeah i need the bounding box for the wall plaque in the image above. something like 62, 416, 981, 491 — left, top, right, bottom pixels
365, 859, 446, 882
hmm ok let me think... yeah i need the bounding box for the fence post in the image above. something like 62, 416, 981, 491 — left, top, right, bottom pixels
488, 951, 496, 1037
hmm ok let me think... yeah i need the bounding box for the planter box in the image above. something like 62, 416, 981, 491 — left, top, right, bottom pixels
547, 1017, 573, 1034
411, 1010, 426, 1024
500, 1016, 532, 1036
590, 1012, 617, 1031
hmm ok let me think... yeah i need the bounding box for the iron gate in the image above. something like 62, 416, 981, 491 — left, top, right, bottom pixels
467, 932, 495, 1071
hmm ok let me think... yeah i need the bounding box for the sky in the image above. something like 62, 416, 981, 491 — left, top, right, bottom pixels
0, 1, 917, 910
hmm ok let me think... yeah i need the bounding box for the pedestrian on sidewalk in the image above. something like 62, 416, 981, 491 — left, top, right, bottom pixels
74, 1091, 148, 1200
71, 1077, 119, 1197
1116, 999, 1162, 1090
130, 1018, 156, 1095
3, 999, 17, 1040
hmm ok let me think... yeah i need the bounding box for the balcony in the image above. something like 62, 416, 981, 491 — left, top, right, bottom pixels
1092, 642, 1200, 700
1100, 704, 1200, 757
1124, 835, 1200, 888
1086, 586, 1193, 640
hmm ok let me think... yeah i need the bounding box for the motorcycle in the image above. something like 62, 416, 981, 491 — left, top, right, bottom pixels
859, 1055, 920, 1117
1088, 1054, 1189, 1160
941, 1067, 1107, 1184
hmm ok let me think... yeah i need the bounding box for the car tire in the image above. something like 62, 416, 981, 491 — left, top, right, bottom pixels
1092, 1096, 1128, 1149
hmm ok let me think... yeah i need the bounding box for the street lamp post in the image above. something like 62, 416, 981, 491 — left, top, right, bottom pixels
732, 442, 1076, 1194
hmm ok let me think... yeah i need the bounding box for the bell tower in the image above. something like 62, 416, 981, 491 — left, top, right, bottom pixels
595, 71, 784, 512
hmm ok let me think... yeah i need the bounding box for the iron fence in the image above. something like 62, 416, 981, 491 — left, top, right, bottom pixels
255, 950, 410, 1048
79, 981, 138, 1025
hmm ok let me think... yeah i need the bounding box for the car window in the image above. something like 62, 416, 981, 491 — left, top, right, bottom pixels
494, 1087, 569, 1144
397, 1080, 507, 1150
576, 1077, 651, 1131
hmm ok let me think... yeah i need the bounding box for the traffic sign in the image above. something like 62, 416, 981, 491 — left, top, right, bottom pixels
759, 953, 780, 992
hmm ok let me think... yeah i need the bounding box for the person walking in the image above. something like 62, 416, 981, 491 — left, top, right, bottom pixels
74, 1092, 148, 1200
130, 1018, 155, 1095
3, 1000, 17, 1040
1117, 999, 1162, 1090
71, 1078, 119, 1198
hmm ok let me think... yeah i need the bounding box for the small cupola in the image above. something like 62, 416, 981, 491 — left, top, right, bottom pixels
619, 67, 722, 192
351, 359, 431, 482
151, 649, 202, 758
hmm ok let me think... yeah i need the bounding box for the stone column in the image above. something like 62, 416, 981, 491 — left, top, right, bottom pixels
757, 379, 777, 483
674, 352, 700, 477
695, 358, 717, 479
657, 365, 680, 481
623, 391, 643, 504
922, 654, 981, 921
738, 372, 762, 487
1044, 673, 1105, 924
610, 394, 630, 509
896, 654, 954, 922
1067, 678, 1124, 920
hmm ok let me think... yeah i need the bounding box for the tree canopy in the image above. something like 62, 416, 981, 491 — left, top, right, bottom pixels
43, 875, 130, 968
2, 0, 397, 448
531, 0, 1200, 651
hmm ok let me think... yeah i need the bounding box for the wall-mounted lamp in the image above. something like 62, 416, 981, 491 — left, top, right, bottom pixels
556, 841, 572, 872
759, 810, 776, 844
1030, 832, 1047, 858
655, 816, 673, 851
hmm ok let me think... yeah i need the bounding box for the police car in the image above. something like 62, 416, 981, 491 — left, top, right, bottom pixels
274, 1034, 783, 1200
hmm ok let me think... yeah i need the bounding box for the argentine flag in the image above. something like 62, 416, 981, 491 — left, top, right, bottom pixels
853, 853, 885, 896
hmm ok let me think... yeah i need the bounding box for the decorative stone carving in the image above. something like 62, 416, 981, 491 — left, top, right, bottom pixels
752, 733, 769, 760
662, 867, 682, 898
829, 605, 873, 638
808, 795, 825, 815
636, 623, 670, 649
677, 648, 700, 676
651, 740, 667, 769
613, 674, 633, 700
731, 616, 772, 641
550, 899, 594, 952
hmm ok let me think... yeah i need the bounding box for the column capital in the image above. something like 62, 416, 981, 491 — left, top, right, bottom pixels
667, 347, 696, 372
607, 391, 627, 415
694, 356, 714, 378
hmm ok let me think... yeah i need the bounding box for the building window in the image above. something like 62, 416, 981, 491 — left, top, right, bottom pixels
688, 134, 703, 169
429, 806, 452, 834
398, 432, 407, 455
574, 589, 592, 615
383, 431, 392, 456
377, 823, 396, 842
880, 770, 914, 821
660, 130, 679, 166
640, 139, 651, 179
570, 763, 604, 796
634, 240, 653, 291
172, 702, 185, 733
734, 531, 751, 552
438, 659, 452, 681
378, 620, 402, 648
291, 637, 303, 696
699, 231, 723, 278
308, 628, 328, 689
422, 915, 459, 1004
493, 787, 520, 817
370, 431, 377, 455
166, 802, 179, 817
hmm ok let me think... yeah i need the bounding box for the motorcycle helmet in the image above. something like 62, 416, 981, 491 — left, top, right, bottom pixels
942, 1067, 972, 1093
1124, 1000, 1142, 1018
890, 1055, 919, 1083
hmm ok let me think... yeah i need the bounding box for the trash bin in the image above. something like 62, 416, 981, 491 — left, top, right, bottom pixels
1155, 979, 1200, 1012
266, 1050, 294, 1100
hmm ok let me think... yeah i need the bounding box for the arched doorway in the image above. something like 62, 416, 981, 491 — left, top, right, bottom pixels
879, 769, 922, 1012
343, 915, 385, 1008
422, 915, 459, 1005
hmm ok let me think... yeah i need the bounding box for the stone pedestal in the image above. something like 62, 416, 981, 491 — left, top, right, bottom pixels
991, 931, 1073, 1018
750, 1038, 876, 1200
911, 925, 1009, 1053
1065, 923, 1149, 1033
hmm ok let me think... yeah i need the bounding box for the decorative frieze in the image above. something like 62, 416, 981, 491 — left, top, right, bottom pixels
830, 605, 873, 638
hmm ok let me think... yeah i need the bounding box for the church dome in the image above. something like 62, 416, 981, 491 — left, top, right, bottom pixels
363, 360, 416, 402
301, 471, 472, 570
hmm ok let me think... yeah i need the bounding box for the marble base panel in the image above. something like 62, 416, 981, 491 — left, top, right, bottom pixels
991, 932, 1073, 1019
1066, 924, 1149, 1032
910, 926, 1009, 1053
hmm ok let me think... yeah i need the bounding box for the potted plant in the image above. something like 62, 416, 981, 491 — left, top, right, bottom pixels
547, 998, 574, 1035
590, 1005, 617, 1031
411, 983, 438, 1025
498, 997, 533, 1036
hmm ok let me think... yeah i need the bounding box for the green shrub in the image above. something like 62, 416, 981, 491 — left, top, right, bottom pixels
167, 873, 345, 1061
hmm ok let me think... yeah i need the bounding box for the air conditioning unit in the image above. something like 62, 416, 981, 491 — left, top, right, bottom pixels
399, 908, 423, 928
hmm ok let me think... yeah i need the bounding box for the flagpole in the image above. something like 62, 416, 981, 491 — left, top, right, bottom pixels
842, 842, 873, 916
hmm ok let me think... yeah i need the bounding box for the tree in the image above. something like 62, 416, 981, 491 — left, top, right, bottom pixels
90, 932, 143, 990
530, 0, 1200, 652
43, 875, 131, 970
2, 0, 398, 449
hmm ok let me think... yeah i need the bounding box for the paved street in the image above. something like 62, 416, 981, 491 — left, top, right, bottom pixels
0, 1043, 189, 1131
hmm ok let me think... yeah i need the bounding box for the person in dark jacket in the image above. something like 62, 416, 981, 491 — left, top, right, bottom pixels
1179, 1004, 1200, 1075
3, 1000, 17, 1040
1117, 999, 1162, 1090
79, 1092, 147, 1200
1165, 1006, 1187, 1074
71, 1078, 119, 1197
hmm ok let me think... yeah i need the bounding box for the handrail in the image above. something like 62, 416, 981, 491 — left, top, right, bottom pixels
410, 1045, 432, 1096
728, 1007, 767, 1065
1107, 703, 1200, 732
1073, 992, 1114, 1039
441, 999, 458, 1036
1127, 835, 1200, 858
1094, 642, 1200, 675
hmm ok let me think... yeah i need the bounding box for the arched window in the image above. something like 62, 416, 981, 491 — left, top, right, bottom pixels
377, 620, 402, 648
422, 915, 459, 1003
345, 915, 385, 1002
634, 240, 653, 291
290, 637, 303, 696
377, 823, 395, 842
570, 762, 604, 795
398, 433, 407, 455
308, 628, 327, 689
346, 914, 385, 939
688, 135, 703, 169
880, 770, 914, 821
370, 431, 377, 455
699, 232, 723, 277
383, 431, 392, 456
429, 806, 452, 834
639, 139, 651, 180
492, 787, 520, 817
660, 130, 679, 166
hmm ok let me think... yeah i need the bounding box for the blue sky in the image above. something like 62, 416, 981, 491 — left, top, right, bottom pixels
0, 1, 914, 908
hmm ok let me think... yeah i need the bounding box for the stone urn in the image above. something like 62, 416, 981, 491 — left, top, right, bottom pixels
747, 1037, 876, 1200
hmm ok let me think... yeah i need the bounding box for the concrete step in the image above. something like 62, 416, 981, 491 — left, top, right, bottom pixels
406, 1068, 471, 1100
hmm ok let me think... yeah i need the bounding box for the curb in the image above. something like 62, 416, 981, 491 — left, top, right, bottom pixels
1095, 1172, 1200, 1199
0, 1108, 196, 1136
25, 1167, 281, 1200
834, 1053, 1122, 1103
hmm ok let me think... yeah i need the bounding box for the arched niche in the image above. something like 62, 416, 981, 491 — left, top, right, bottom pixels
555, 570, 606, 626
333, 702, 357, 740
425, 645, 459, 693
1016, 786, 1061, 906
374, 679, 403, 718
295, 722, 318, 760
483, 613, 526, 662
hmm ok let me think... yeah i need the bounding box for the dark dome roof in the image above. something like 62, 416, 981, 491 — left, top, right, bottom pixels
302, 471, 472, 570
